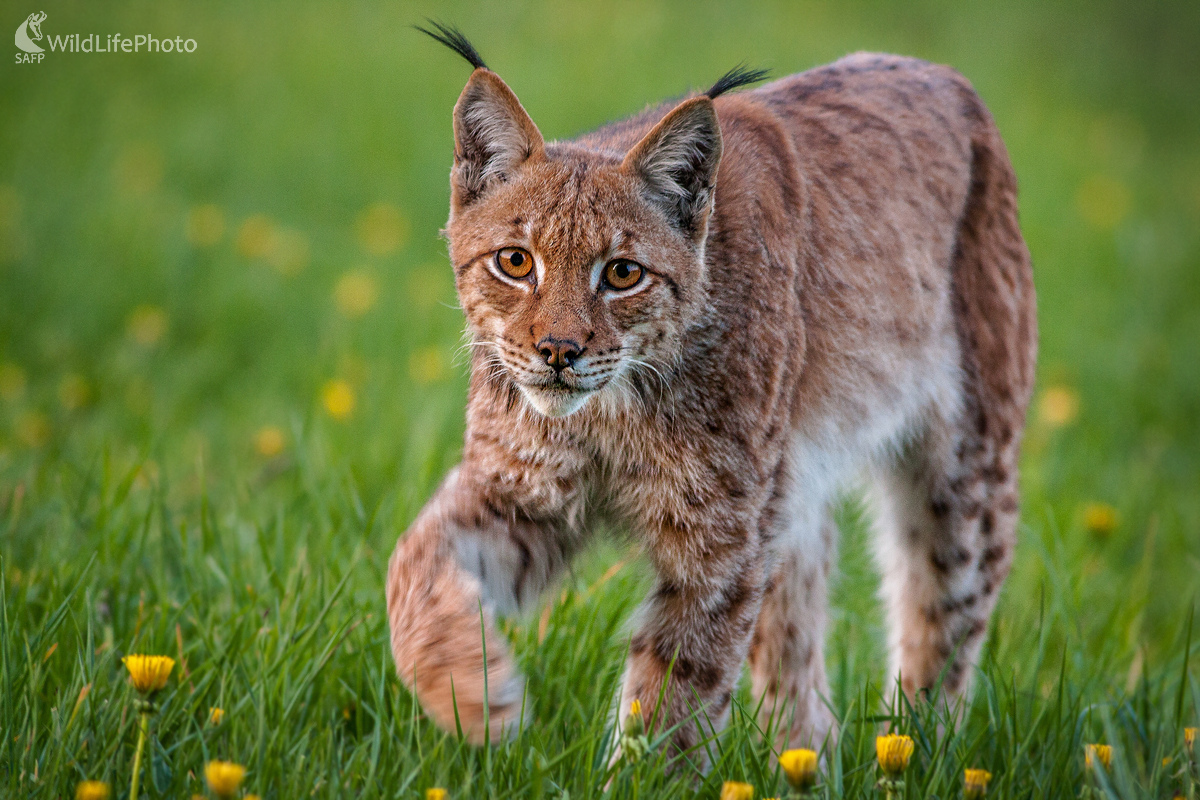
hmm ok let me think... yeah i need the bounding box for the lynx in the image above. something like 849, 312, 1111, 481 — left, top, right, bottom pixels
386, 23, 1036, 761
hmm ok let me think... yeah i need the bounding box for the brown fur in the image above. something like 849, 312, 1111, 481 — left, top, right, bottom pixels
386, 51, 1036, 760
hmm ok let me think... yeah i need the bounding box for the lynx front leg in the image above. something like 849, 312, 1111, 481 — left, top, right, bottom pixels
619, 530, 766, 765
386, 467, 577, 743
748, 513, 837, 753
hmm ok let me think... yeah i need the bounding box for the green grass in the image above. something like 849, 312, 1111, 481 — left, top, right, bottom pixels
2, 0, 1199, 797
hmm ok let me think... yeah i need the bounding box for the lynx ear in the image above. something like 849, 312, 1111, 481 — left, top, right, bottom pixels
451, 70, 544, 210
623, 97, 723, 239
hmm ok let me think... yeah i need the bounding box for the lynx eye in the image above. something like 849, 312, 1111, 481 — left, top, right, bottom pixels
603, 259, 643, 291
495, 247, 533, 279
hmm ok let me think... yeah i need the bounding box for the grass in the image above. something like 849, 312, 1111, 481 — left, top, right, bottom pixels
2, 0, 1199, 797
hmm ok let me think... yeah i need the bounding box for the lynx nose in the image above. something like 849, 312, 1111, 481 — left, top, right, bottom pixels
537, 337, 582, 372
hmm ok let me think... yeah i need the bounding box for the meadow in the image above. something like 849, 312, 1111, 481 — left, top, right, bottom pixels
1, 1, 1198, 797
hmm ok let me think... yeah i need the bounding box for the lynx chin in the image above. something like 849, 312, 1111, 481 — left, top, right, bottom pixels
386, 22, 1036, 764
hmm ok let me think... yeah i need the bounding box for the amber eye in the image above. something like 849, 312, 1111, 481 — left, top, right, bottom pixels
495, 247, 533, 279
603, 259, 643, 291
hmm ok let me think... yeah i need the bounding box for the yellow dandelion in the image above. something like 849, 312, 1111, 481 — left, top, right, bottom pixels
15, 411, 50, 448
1085, 743, 1113, 771
236, 214, 277, 260
253, 425, 286, 458
964, 768, 992, 799
321, 379, 356, 420
355, 202, 409, 255
75, 780, 110, 800
205, 761, 246, 798
58, 373, 92, 411
334, 270, 379, 317
0, 362, 26, 402
127, 305, 168, 347
426, 789, 448, 800
245, 796, 261, 800
622, 697, 646, 739
719, 781, 754, 800
121, 655, 174, 694
409, 346, 447, 385
1083, 503, 1118, 537
209, 707, 225, 725
780, 748, 819, 792
1186, 726, 1197, 756
876, 734, 915, 777
1037, 386, 1079, 427
1076, 174, 1131, 231
186, 204, 226, 247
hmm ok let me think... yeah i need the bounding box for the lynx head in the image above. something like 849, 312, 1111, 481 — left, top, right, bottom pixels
420, 23, 763, 418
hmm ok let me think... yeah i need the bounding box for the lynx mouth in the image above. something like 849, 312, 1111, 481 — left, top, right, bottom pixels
516, 383, 594, 417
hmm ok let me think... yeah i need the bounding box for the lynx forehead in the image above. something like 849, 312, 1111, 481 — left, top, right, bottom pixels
387, 22, 1036, 763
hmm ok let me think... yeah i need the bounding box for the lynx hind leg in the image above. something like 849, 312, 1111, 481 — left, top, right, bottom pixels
748, 513, 837, 753
870, 407, 1020, 705
870, 108, 1034, 707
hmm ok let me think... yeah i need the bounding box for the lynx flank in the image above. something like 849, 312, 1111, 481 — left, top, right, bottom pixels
387, 24, 1036, 761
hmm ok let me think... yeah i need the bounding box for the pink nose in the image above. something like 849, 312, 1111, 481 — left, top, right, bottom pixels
537, 337, 582, 372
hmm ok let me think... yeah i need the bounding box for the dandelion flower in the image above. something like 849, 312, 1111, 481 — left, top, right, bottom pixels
876, 734, 915, 777
629, 698, 642, 717
1038, 386, 1079, 427
236, 215, 277, 260
123, 658, 174, 800
426, 789, 448, 800
209, 707, 225, 725
335, 270, 379, 317
205, 761, 246, 798
253, 425, 286, 458
409, 346, 447, 385
122, 655, 174, 694
1085, 743, 1113, 771
58, 373, 92, 411
15, 411, 50, 448
75, 781, 110, 800
321, 379, 356, 420
1083, 503, 1118, 537
127, 305, 168, 348
1185, 727, 1197, 752
356, 202, 409, 255
779, 748, 819, 792
964, 768, 992, 799
719, 781, 754, 800
1076, 174, 1130, 231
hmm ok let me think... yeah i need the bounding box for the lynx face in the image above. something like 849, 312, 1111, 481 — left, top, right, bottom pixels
444, 71, 721, 417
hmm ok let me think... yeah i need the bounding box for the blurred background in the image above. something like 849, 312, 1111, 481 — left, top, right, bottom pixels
2, 0, 1199, 756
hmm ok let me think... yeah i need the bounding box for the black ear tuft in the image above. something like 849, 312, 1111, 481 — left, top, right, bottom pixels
705, 64, 770, 98
414, 20, 488, 71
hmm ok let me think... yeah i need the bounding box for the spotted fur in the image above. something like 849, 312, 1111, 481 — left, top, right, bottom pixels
386, 49, 1036, 761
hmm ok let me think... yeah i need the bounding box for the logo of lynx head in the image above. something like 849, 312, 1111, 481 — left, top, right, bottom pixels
15, 11, 46, 54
